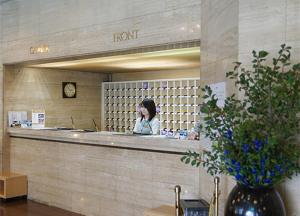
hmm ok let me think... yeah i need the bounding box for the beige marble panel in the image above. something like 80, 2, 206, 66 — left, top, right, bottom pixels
10, 137, 202, 216
238, 0, 286, 55
281, 178, 300, 216
0, 0, 201, 64
237, 1, 300, 215
4, 0, 300, 215
286, 0, 300, 67
4, 66, 106, 130
0, 66, 3, 171
200, 0, 239, 98
201, 0, 238, 63
0, 4, 4, 170
2, 66, 106, 172
286, 0, 300, 42
0, 0, 201, 175
200, 1, 300, 215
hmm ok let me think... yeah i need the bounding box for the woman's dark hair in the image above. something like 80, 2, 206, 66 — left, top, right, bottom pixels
140, 98, 157, 122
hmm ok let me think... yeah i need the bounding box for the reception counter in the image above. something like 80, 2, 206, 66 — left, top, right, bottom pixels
7, 128, 214, 216
7, 128, 300, 215
8, 128, 205, 154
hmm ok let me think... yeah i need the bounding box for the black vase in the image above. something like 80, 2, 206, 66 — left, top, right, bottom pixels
225, 183, 286, 216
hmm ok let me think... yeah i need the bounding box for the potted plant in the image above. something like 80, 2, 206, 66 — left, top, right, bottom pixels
181, 44, 300, 215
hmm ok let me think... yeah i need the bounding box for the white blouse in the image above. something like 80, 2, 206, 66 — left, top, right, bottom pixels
133, 117, 160, 135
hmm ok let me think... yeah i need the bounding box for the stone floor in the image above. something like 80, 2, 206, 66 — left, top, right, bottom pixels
0, 198, 81, 216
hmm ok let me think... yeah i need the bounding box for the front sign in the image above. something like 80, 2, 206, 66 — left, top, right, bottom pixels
113, 30, 139, 42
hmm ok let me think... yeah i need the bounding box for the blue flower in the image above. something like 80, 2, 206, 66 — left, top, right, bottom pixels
252, 168, 257, 174
255, 175, 259, 184
227, 167, 233, 173
265, 137, 268, 144
254, 139, 263, 151
264, 178, 272, 184
224, 149, 230, 156
231, 159, 236, 165
275, 164, 284, 175
235, 173, 242, 181
225, 129, 233, 139
270, 171, 275, 177
242, 144, 250, 153
260, 159, 266, 175
260, 158, 266, 167
235, 162, 241, 172
241, 178, 250, 186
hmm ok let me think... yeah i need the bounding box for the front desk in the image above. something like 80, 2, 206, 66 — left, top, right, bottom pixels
8, 128, 203, 154
7, 128, 214, 216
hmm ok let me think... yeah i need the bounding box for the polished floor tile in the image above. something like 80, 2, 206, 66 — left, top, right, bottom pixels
0, 199, 82, 216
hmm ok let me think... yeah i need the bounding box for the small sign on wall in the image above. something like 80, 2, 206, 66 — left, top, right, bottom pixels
8, 111, 28, 127
32, 110, 45, 128
208, 82, 226, 107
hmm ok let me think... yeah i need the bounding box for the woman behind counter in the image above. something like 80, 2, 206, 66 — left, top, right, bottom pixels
133, 99, 160, 135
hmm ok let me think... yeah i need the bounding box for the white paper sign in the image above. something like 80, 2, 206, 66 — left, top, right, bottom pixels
209, 82, 226, 107
8, 111, 28, 127
32, 110, 45, 128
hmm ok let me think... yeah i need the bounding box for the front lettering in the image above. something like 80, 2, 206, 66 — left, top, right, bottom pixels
113, 29, 139, 42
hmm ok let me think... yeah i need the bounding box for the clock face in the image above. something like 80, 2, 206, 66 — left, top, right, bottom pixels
63, 82, 76, 98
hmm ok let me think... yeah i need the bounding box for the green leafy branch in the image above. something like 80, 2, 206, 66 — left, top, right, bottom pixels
181, 44, 300, 187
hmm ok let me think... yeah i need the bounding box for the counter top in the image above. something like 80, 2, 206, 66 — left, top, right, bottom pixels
7, 128, 210, 154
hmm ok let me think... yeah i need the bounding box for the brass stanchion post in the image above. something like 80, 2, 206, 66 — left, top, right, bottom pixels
214, 177, 220, 216
174, 185, 182, 216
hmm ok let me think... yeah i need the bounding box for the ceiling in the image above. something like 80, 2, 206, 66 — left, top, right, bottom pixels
29, 47, 200, 73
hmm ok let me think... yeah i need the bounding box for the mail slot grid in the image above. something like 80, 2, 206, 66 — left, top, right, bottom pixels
102, 78, 201, 134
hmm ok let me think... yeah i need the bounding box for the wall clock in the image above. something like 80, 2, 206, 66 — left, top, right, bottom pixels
62, 82, 76, 98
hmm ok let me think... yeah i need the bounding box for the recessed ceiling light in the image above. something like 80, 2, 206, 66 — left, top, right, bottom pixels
29, 47, 200, 72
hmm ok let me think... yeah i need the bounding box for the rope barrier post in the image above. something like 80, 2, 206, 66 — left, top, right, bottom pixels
174, 185, 182, 216
214, 177, 220, 216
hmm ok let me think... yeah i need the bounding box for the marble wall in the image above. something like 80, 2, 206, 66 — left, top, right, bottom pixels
200, 1, 238, 213
238, 1, 300, 216
200, 0, 300, 215
0, 2, 4, 171
10, 137, 201, 216
2, 0, 300, 215
0, 0, 201, 64
4, 66, 107, 130
2, 66, 107, 172
200, 0, 238, 96
2, 66, 200, 173
0, 0, 201, 173
3, 67, 199, 131
238, 0, 300, 65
